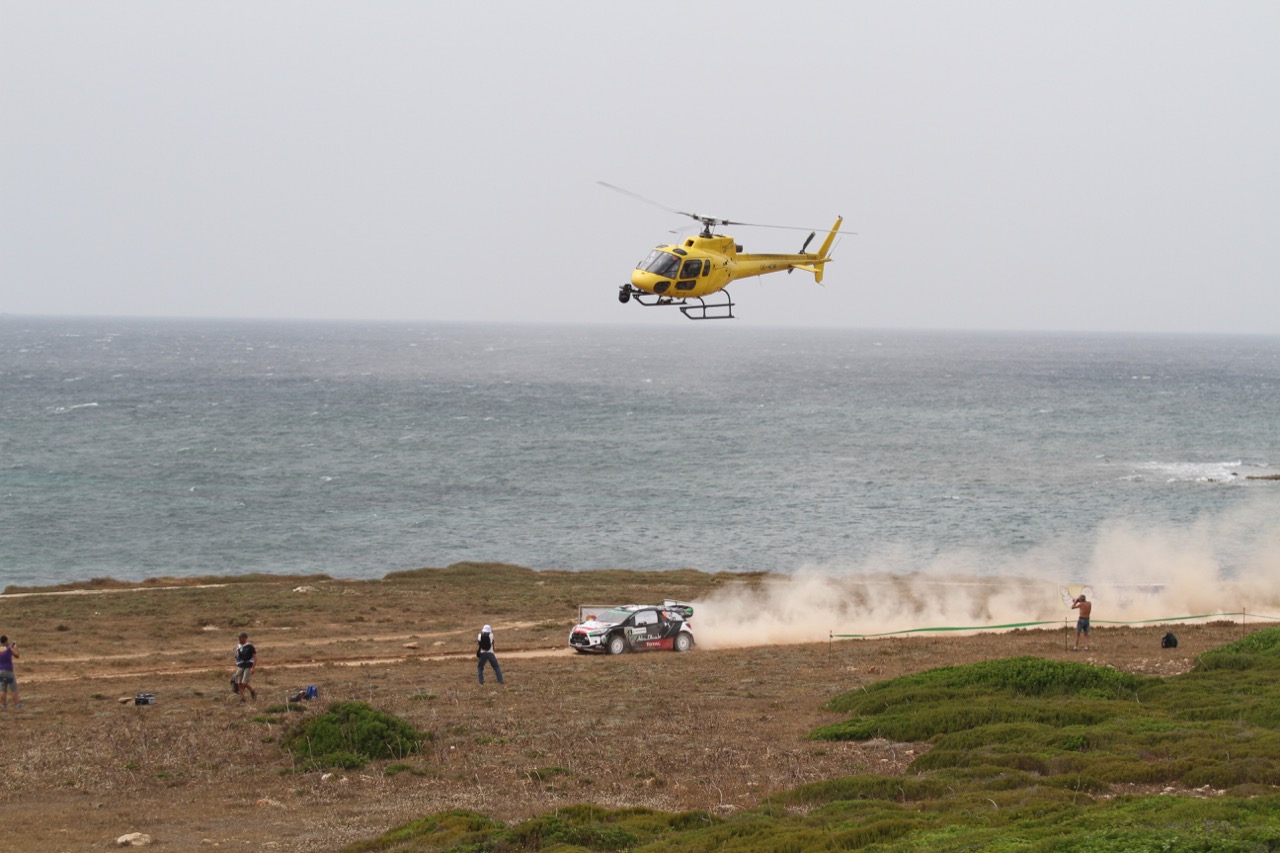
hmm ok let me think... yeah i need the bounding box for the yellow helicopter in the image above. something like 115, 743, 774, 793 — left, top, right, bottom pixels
602, 182, 843, 320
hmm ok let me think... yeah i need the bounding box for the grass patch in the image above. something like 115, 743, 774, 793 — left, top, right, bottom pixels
347, 784, 1280, 852
814, 657, 1147, 743
383, 763, 419, 777
283, 701, 429, 771
526, 766, 572, 782
339, 805, 719, 853
812, 631, 1280, 793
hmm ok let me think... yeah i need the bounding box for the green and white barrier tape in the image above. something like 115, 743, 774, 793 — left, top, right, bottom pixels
832, 611, 1280, 640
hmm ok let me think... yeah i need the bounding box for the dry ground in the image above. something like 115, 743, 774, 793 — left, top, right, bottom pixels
0, 566, 1261, 852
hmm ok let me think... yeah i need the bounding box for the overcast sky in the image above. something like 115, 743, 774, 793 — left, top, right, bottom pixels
3, 2, 1278, 333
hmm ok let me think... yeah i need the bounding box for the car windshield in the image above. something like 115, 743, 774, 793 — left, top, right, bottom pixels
637, 250, 682, 278
594, 609, 636, 624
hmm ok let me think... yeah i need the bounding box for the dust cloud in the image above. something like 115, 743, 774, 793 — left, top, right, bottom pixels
693, 497, 1280, 650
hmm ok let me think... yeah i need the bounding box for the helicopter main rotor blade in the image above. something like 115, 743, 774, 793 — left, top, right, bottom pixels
597, 182, 686, 216
597, 181, 716, 226
599, 181, 852, 235
715, 219, 845, 233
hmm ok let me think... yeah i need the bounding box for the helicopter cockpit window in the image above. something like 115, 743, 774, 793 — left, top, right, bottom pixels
638, 250, 682, 279
680, 259, 704, 279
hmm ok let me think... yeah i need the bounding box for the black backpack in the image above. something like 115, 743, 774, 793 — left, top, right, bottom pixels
1161, 632, 1178, 649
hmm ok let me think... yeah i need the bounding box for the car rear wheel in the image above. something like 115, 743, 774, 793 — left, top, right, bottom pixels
606, 634, 627, 655
673, 632, 693, 653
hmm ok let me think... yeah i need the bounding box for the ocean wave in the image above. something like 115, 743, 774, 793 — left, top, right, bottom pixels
51, 402, 100, 414
1133, 460, 1247, 483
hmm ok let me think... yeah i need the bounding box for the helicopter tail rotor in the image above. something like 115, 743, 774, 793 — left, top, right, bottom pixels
787, 218, 844, 284
789, 231, 817, 274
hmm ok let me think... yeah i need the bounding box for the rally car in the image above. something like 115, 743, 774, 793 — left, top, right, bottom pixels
568, 601, 695, 655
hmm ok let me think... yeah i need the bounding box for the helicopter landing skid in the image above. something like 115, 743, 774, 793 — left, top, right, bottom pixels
618, 284, 735, 320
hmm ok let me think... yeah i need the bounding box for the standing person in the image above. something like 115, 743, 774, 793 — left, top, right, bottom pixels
0, 636, 19, 710
233, 632, 257, 701
476, 624, 504, 685
1072, 595, 1092, 651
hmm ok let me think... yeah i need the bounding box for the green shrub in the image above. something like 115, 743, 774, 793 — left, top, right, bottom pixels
825, 657, 1146, 716
284, 701, 427, 771
338, 809, 504, 853
509, 813, 639, 851
1206, 626, 1280, 657
815, 645, 1280, 793
1059, 732, 1089, 752
1196, 651, 1268, 672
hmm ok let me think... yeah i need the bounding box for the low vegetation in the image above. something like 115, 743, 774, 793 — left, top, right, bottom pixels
283, 701, 429, 771
344, 628, 1280, 851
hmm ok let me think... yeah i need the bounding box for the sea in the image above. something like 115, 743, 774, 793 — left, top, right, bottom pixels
2, 316, 1278, 591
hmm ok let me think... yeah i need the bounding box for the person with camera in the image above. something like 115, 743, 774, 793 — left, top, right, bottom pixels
1072, 595, 1093, 651
0, 635, 20, 709
476, 624, 504, 685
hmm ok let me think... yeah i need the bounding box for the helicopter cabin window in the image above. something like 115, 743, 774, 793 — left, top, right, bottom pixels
680, 259, 703, 279
638, 250, 682, 279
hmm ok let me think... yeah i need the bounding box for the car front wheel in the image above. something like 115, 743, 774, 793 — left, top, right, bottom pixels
606, 634, 627, 655
673, 632, 693, 653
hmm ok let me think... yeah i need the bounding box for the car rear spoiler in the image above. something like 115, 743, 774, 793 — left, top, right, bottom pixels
663, 599, 695, 619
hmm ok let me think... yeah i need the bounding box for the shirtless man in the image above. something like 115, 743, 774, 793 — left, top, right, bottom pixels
1072, 595, 1093, 651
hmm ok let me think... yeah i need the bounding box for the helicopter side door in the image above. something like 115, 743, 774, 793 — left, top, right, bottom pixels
675, 258, 704, 292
